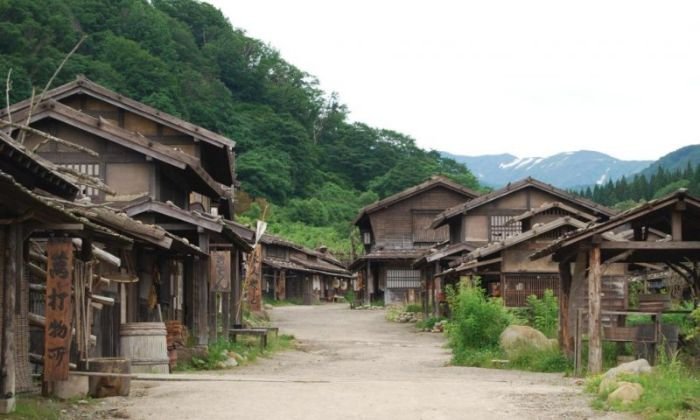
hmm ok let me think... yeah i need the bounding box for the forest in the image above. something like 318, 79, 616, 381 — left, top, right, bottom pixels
0, 0, 481, 258
577, 163, 700, 211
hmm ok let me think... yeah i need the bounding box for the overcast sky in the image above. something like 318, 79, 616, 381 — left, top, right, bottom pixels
208, 1, 700, 161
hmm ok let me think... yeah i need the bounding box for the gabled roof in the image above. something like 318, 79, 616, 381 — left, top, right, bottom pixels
260, 234, 346, 269
122, 197, 252, 252
431, 177, 615, 229
6, 100, 225, 198
507, 201, 598, 225
0, 76, 234, 148
462, 216, 589, 264
0, 132, 79, 199
353, 175, 480, 225
530, 189, 700, 261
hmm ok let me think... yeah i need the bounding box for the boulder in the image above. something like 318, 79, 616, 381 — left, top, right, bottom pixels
499, 325, 555, 356
603, 359, 652, 380
598, 376, 619, 395
607, 382, 644, 405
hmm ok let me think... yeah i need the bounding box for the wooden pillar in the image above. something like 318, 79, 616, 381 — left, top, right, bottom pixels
587, 245, 603, 374
278, 270, 286, 301
364, 261, 371, 305
0, 226, 15, 413
558, 261, 573, 356
272, 270, 278, 301
197, 232, 210, 346
231, 250, 242, 328
671, 210, 683, 241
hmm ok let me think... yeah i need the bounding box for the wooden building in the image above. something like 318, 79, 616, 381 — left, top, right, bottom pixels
0, 133, 135, 412
350, 176, 479, 305
416, 178, 615, 314
260, 235, 351, 305
531, 189, 700, 373
2, 76, 251, 346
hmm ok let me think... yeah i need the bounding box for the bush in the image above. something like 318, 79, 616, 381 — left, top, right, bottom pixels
405, 303, 422, 313
524, 289, 559, 338
344, 289, 356, 307
447, 279, 512, 358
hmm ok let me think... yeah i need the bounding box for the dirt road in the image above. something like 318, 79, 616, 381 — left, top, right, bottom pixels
98, 304, 625, 420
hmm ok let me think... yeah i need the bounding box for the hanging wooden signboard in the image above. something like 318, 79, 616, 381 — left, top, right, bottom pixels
209, 251, 231, 292
44, 238, 73, 381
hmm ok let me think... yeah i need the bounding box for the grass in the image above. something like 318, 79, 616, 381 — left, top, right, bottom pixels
586, 359, 700, 419
3, 396, 98, 419
451, 346, 572, 373
416, 316, 445, 330
262, 297, 300, 307
174, 334, 294, 372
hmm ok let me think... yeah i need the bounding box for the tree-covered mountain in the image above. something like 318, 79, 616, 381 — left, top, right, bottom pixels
640, 145, 700, 178
442, 150, 651, 189
0, 0, 481, 257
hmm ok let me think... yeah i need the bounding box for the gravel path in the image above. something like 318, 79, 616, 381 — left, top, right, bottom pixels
91, 304, 629, 420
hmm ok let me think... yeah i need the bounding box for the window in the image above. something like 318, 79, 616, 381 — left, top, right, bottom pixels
386, 269, 421, 289
59, 163, 101, 198
489, 215, 522, 241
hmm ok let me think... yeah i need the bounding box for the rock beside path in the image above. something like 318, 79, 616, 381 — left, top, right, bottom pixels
499, 325, 555, 356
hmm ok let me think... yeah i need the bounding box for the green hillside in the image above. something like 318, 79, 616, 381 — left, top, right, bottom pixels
0, 0, 481, 258
640, 145, 700, 178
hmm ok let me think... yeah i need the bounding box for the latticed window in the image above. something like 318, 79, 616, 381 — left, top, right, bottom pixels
489, 215, 522, 241
386, 269, 421, 289
59, 163, 101, 198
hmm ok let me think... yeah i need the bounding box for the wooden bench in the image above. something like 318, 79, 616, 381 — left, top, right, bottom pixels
229, 328, 268, 351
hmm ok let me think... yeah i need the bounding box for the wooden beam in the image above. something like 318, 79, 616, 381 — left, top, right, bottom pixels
0, 226, 16, 413
587, 245, 603, 374
600, 241, 700, 250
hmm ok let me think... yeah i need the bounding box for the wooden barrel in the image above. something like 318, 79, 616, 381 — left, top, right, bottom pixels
119, 322, 169, 374
82, 357, 131, 397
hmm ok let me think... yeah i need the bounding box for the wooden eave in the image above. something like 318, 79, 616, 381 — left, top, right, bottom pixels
453, 257, 503, 274
123, 200, 224, 233
530, 189, 700, 262
0, 132, 79, 199
431, 177, 615, 229
352, 175, 480, 226
10, 101, 225, 197
507, 201, 598, 224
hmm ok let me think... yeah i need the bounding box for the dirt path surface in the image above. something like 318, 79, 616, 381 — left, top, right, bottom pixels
94, 304, 627, 420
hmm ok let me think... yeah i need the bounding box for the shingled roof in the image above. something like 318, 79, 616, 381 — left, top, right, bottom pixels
6, 100, 226, 198
353, 175, 480, 225
1, 75, 234, 148
431, 177, 614, 229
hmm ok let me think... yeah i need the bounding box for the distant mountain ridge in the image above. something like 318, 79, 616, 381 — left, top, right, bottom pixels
441, 150, 652, 189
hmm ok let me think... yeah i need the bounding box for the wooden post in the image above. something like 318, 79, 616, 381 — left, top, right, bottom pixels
272, 270, 278, 301
671, 210, 683, 241
558, 261, 573, 356
587, 245, 603, 374
0, 226, 15, 413
196, 232, 211, 345
365, 261, 371, 305
231, 250, 242, 328
278, 270, 286, 301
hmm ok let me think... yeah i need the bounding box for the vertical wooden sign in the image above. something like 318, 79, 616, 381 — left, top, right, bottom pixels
209, 251, 231, 292
245, 245, 263, 311
44, 238, 73, 381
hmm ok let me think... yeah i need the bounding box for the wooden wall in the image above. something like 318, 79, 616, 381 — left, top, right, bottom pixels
369, 186, 471, 249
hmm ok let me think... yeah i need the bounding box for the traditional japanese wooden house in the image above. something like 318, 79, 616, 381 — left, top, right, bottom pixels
2, 77, 250, 345
417, 178, 615, 314
531, 189, 700, 373
260, 235, 351, 305
349, 176, 479, 304
0, 134, 134, 412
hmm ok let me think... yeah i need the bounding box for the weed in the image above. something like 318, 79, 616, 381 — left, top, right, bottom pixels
524, 290, 559, 338
405, 303, 422, 313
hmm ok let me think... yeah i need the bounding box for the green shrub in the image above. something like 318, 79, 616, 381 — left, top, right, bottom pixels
447, 279, 512, 359
507, 345, 571, 372
405, 303, 422, 313
416, 316, 444, 330
524, 289, 559, 338
344, 289, 356, 307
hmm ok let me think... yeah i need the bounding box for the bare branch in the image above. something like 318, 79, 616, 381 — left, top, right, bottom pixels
32, 35, 87, 110
0, 119, 99, 157
17, 88, 35, 144
4, 68, 11, 125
